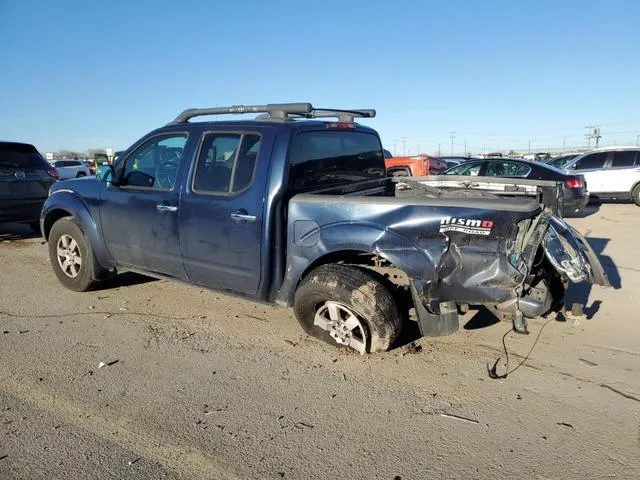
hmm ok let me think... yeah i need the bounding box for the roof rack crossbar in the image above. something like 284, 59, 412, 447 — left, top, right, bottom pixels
290, 108, 376, 122
173, 103, 313, 123
172, 103, 375, 123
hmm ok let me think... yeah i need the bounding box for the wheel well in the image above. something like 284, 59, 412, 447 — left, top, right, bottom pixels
297, 250, 414, 318
299, 250, 411, 288
43, 209, 72, 240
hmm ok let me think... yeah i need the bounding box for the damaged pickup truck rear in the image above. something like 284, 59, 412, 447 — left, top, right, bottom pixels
41, 103, 610, 354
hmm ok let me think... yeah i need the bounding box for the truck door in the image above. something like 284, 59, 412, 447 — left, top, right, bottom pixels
179, 129, 274, 296
99, 133, 189, 278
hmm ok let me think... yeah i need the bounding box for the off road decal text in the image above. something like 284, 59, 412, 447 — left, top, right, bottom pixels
439, 217, 494, 235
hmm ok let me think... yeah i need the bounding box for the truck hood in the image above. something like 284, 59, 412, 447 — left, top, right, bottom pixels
543, 216, 610, 286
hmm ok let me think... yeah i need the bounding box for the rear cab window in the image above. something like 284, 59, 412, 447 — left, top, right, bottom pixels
287, 129, 385, 191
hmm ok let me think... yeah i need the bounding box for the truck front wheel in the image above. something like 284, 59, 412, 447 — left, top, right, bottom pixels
293, 264, 402, 354
48, 217, 100, 291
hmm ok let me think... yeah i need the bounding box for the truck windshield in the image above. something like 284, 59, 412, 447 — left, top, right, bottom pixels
288, 130, 385, 191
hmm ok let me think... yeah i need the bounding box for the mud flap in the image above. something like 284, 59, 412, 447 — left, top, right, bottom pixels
543, 217, 610, 287
410, 283, 459, 336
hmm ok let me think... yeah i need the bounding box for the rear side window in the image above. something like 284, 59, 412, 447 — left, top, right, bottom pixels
611, 151, 637, 168
445, 162, 482, 176
288, 131, 385, 191
574, 152, 607, 170
193, 132, 261, 194
0, 143, 47, 168
485, 161, 531, 177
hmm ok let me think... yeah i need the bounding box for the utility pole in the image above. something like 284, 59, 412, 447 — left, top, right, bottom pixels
562, 137, 566, 151
636, 134, 640, 146
401, 137, 407, 156
393, 139, 398, 156
438, 143, 441, 156
449, 132, 456, 155
528, 140, 531, 154
585, 126, 601, 148
464, 139, 467, 156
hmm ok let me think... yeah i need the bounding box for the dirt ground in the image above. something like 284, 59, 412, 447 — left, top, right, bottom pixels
0, 203, 639, 479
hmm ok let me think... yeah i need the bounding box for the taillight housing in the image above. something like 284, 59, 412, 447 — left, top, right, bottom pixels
565, 177, 583, 189
47, 166, 60, 180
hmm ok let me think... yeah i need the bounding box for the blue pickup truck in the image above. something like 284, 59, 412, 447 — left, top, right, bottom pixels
41, 103, 609, 354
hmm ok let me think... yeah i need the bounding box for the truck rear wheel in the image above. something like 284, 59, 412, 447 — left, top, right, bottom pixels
293, 264, 402, 354
48, 217, 100, 291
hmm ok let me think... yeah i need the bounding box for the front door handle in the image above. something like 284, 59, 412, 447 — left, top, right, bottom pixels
230, 210, 256, 222
157, 204, 178, 213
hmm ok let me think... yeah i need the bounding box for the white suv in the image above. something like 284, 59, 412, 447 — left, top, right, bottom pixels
563, 147, 640, 206
50, 159, 91, 180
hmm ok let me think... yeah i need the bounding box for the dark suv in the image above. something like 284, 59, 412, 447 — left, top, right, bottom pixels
0, 142, 59, 232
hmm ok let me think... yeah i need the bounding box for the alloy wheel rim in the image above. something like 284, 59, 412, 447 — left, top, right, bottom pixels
56, 234, 82, 278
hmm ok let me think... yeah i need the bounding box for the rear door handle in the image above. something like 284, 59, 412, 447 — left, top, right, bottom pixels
157, 204, 178, 213
230, 210, 256, 222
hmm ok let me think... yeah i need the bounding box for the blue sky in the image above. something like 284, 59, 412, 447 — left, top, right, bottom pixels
1, 0, 639, 155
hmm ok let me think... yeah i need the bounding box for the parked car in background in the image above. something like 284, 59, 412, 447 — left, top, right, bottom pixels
383, 149, 393, 159
438, 156, 471, 170
83, 160, 96, 175
443, 157, 589, 216
562, 147, 640, 206
50, 159, 91, 180
385, 154, 448, 176
0, 141, 59, 232
545, 153, 581, 169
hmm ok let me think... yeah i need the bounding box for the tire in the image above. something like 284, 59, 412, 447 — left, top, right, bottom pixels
293, 264, 402, 354
76, 172, 87, 178
48, 217, 100, 291
632, 184, 640, 207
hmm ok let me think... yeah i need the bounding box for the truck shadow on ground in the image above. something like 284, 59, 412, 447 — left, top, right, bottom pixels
563, 237, 621, 319
98, 272, 158, 289
0, 223, 40, 241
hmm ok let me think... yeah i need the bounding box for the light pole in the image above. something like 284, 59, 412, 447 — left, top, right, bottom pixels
449, 132, 456, 155
401, 137, 407, 156
636, 134, 640, 146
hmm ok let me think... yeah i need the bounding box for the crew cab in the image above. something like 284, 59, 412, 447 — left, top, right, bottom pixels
41, 103, 609, 354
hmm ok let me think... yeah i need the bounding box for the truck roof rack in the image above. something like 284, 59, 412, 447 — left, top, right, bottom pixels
172, 103, 375, 123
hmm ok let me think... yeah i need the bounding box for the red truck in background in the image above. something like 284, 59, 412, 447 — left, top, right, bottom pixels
385, 154, 448, 176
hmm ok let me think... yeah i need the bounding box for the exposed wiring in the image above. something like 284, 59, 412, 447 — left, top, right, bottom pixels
488, 317, 554, 379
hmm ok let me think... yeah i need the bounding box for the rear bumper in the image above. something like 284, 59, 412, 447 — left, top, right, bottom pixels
0, 198, 46, 223
563, 190, 589, 215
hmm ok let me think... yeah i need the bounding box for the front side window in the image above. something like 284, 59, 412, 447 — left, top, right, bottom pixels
574, 152, 607, 170
192, 132, 261, 194
485, 161, 531, 177
445, 162, 482, 176
119, 134, 187, 189
288, 130, 385, 191
611, 150, 637, 168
